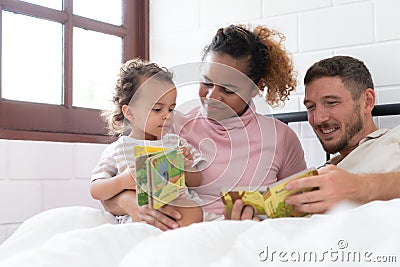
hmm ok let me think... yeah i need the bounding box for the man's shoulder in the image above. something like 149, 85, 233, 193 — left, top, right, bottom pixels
366, 124, 400, 141
389, 124, 400, 134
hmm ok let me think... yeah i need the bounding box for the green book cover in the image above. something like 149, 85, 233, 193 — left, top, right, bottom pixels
134, 146, 169, 207
134, 146, 185, 209
149, 149, 186, 209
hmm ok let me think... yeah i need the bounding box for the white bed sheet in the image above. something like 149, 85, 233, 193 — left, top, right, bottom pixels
0, 200, 399, 267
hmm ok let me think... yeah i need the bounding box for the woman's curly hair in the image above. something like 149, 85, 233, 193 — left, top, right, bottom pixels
203, 24, 297, 108
102, 58, 174, 136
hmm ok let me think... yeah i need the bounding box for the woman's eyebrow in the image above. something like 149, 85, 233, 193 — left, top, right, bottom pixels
201, 74, 212, 82
201, 74, 239, 89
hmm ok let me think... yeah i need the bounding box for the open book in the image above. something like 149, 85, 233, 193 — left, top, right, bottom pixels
221, 167, 318, 218
134, 146, 186, 209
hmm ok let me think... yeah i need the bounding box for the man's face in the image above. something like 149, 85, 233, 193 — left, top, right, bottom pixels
304, 76, 364, 155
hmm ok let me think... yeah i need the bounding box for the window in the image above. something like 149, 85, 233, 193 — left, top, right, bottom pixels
0, 0, 149, 143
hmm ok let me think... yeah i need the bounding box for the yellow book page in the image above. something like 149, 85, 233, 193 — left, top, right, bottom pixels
133, 145, 169, 157
264, 168, 318, 218
221, 189, 267, 215
152, 176, 185, 209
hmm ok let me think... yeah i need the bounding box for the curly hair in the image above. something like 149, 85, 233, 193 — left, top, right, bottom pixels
102, 58, 174, 136
202, 24, 297, 108
304, 55, 374, 100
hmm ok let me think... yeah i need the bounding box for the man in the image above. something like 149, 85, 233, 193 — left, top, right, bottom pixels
285, 55, 400, 213
230, 55, 400, 219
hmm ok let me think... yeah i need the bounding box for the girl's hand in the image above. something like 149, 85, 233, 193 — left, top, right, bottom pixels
179, 146, 193, 161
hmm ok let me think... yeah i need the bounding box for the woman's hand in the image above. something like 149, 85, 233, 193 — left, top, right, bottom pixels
223, 199, 255, 220
103, 190, 182, 231
133, 204, 183, 231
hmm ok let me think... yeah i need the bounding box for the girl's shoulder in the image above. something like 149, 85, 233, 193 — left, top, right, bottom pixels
103, 136, 146, 154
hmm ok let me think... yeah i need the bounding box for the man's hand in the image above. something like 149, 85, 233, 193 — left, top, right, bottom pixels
285, 165, 368, 213
224, 199, 255, 220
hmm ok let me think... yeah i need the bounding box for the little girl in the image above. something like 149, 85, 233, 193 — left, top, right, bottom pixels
90, 58, 204, 227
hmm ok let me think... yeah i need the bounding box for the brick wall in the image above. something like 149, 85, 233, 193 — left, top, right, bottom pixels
0, 140, 105, 243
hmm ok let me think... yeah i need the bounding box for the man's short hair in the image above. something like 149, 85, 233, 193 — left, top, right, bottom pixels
304, 55, 374, 100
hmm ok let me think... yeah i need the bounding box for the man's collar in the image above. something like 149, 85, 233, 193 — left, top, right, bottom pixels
359, 128, 389, 145
326, 128, 389, 166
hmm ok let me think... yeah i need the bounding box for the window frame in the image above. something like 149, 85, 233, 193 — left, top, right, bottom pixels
0, 0, 149, 143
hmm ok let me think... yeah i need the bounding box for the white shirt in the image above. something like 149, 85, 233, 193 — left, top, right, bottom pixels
91, 133, 204, 182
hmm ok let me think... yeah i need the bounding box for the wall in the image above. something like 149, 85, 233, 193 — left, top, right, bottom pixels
149, 0, 400, 167
0, 140, 106, 244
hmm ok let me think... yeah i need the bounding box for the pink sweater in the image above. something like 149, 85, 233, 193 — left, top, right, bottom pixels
173, 103, 307, 215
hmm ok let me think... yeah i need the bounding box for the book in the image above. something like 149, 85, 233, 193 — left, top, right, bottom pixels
220, 167, 318, 218
134, 146, 186, 209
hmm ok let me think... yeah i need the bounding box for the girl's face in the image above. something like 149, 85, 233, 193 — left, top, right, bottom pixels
124, 79, 177, 140
199, 52, 258, 121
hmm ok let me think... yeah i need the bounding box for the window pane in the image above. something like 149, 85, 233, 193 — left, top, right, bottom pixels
22, 0, 62, 10
73, 0, 122, 25
2, 12, 63, 105
73, 28, 122, 109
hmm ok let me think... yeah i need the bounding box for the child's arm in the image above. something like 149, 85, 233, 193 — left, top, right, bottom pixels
90, 168, 136, 201
180, 146, 202, 188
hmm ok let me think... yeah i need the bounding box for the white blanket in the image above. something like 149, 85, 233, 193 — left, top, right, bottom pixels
1, 200, 399, 266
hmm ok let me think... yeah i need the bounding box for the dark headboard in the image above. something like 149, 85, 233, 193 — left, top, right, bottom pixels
271, 103, 400, 161
271, 103, 400, 124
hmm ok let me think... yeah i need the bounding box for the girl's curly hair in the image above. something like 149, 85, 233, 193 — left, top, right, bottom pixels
203, 24, 297, 108
102, 58, 174, 136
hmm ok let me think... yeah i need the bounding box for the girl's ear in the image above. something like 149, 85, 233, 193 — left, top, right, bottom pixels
122, 105, 134, 120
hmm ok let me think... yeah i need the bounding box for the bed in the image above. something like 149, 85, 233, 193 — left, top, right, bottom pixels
0, 104, 399, 267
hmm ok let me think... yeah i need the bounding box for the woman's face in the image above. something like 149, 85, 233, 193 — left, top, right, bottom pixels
199, 52, 258, 121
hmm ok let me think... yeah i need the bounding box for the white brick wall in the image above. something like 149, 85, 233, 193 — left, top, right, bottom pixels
263, 0, 333, 16
300, 3, 374, 51
200, 0, 262, 27
0, 140, 106, 244
0, 182, 41, 224
376, 0, 400, 41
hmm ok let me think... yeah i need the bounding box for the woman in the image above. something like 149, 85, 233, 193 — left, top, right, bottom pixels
102, 24, 307, 230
